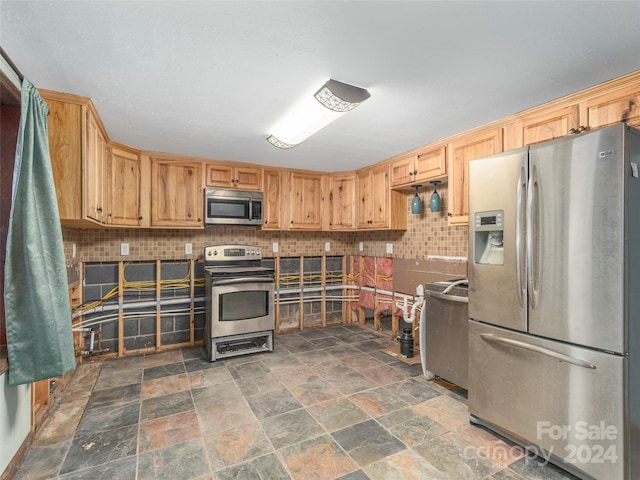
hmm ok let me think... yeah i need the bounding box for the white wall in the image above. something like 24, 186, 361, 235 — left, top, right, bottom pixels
0, 371, 31, 475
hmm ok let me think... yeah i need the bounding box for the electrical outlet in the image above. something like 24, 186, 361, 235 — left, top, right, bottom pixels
359, 241, 364, 252
272, 242, 279, 253
386, 243, 393, 254
185, 243, 192, 255
120, 243, 129, 256
325, 242, 331, 252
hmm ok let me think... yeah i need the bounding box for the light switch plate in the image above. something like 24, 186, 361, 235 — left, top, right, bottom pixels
272, 242, 279, 253
72, 243, 76, 258
386, 243, 393, 254
120, 243, 129, 256
359, 241, 364, 252
185, 243, 192, 255
325, 242, 331, 252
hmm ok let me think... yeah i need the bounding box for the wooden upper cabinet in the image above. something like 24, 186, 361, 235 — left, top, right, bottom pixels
262, 169, 282, 230
41, 90, 109, 227
150, 158, 203, 228
581, 83, 640, 130
512, 104, 580, 147
448, 128, 503, 225
327, 174, 356, 230
391, 145, 447, 187
205, 164, 262, 190
107, 144, 141, 226
287, 172, 323, 230
508, 76, 640, 149
357, 165, 406, 230
85, 108, 107, 223
44, 95, 84, 222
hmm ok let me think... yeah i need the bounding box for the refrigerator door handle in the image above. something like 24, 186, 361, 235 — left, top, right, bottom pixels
515, 165, 527, 307
427, 291, 468, 304
526, 163, 540, 309
480, 334, 597, 369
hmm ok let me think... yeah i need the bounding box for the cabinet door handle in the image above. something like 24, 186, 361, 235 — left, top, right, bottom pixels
413, 170, 417, 175
138, 216, 143, 220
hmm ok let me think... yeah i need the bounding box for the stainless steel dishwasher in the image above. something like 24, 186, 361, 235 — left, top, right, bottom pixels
424, 279, 468, 389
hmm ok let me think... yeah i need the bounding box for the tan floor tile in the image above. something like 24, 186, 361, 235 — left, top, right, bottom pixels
143, 350, 184, 367
197, 398, 257, 436
456, 423, 526, 467
138, 410, 202, 453
280, 434, 358, 480
204, 421, 272, 470
365, 448, 448, 480
32, 399, 86, 448
142, 373, 190, 399
414, 394, 469, 431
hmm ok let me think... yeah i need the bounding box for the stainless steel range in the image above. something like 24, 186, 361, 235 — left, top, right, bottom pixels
203, 244, 275, 361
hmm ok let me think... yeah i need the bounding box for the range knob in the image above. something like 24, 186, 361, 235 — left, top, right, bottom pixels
207, 250, 212, 257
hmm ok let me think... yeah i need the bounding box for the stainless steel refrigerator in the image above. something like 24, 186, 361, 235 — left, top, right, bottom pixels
467, 123, 639, 480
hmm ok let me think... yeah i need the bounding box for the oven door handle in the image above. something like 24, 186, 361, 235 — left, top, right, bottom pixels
211, 277, 274, 286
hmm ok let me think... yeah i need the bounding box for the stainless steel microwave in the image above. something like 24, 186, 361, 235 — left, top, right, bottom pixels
204, 188, 263, 226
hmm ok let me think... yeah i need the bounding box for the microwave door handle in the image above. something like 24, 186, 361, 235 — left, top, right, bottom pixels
249, 199, 253, 219
212, 277, 274, 286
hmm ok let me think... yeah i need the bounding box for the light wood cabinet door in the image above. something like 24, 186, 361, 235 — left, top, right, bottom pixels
414, 145, 447, 183
42, 92, 109, 227
448, 128, 503, 225
85, 109, 107, 223
151, 159, 203, 228
107, 145, 141, 226
368, 166, 390, 228
44, 97, 84, 222
357, 165, 406, 230
205, 164, 262, 190
288, 172, 323, 230
581, 83, 640, 129
390, 145, 446, 187
262, 169, 282, 230
327, 174, 356, 230
357, 166, 389, 229
513, 105, 580, 147
390, 155, 417, 187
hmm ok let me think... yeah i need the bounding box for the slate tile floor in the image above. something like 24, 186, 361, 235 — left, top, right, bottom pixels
13, 324, 580, 480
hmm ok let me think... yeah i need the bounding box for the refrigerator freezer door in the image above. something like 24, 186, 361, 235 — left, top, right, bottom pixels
528, 125, 625, 353
468, 148, 528, 332
468, 320, 626, 480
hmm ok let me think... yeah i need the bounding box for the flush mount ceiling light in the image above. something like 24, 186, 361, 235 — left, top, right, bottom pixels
266, 79, 371, 149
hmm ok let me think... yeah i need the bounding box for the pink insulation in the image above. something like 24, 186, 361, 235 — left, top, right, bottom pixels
350, 256, 402, 316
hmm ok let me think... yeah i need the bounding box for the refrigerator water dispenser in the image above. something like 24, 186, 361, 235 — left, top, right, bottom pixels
473, 210, 504, 265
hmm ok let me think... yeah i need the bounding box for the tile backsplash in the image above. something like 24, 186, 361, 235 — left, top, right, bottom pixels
63, 184, 468, 265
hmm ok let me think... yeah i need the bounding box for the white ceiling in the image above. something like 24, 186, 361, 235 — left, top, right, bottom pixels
1, 1, 639, 172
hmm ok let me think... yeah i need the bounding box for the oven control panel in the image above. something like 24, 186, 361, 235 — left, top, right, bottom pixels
204, 244, 262, 261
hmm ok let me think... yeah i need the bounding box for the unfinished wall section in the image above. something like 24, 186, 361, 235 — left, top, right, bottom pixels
79, 260, 204, 356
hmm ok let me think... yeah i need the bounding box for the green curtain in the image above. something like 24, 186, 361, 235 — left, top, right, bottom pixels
4, 78, 75, 386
